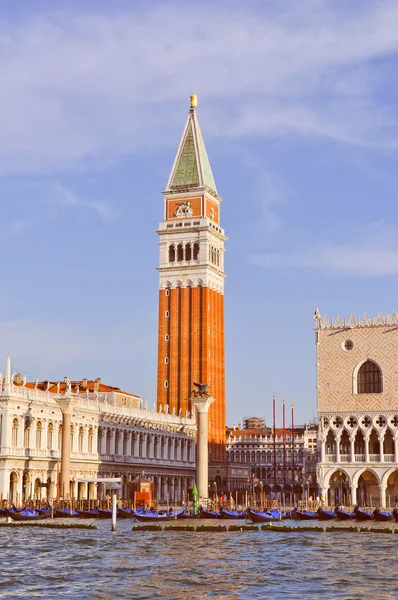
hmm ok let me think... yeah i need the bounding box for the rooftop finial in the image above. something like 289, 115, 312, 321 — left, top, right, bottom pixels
189, 94, 198, 108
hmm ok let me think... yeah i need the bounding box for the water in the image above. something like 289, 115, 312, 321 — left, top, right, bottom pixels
0, 519, 397, 599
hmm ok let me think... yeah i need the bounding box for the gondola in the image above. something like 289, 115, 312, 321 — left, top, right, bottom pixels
317, 507, 336, 520
5, 508, 49, 522
392, 508, 398, 522
247, 508, 275, 523
76, 509, 99, 519
336, 508, 355, 520
373, 508, 391, 522
199, 508, 219, 519
97, 508, 113, 519
53, 508, 79, 518
354, 506, 373, 521
219, 508, 246, 519
117, 507, 135, 519
133, 508, 185, 522
291, 508, 316, 520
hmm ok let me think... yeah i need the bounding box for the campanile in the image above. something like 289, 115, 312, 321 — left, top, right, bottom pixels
156, 96, 226, 461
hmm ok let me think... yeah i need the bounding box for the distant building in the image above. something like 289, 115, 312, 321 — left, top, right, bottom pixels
315, 310, 398, 507
0, 359, 196, 504
225, 421, 319, 500
243, 416, 266, 430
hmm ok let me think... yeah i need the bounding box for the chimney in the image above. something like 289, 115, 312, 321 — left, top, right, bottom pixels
237, 423, 241, 430
82, 378, 88, 388
94, 378, 101, 392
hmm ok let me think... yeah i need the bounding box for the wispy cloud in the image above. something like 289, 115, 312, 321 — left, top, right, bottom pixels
48, 184, 116, 221
0, 1, 397, 174
250, 224, 398, 276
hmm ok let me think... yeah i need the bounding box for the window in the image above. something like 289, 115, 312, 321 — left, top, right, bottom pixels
88, 428, 94, 453
165, 289, 170, 296
177, 244, 184, 261
168, 245, 175, 262
47, 423, 53, 450
193, 243, 199, 260
78, 427, 84, 452
186, 243, 192, 261
165, 311, 169, 317
357, 360, 382, 394
36, 421, 42, 449
343, 339, 354, 351
165, 334, 169, 341
12, 419, 19, 447
164, 381, 168, 388
164, 357, 169, 364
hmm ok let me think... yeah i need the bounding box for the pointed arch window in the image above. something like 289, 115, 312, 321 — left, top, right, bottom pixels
357, 360, 383, 394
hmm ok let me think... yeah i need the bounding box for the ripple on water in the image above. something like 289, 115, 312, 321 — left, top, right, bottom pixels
0, 522, 397, 599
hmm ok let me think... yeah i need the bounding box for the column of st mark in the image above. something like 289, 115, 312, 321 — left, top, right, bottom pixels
156, 96, 227, 462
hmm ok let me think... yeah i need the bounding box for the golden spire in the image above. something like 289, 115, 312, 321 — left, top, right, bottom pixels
189, 94, 198, 108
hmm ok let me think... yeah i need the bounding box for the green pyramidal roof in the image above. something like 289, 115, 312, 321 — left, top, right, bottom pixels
167, 108, 218, 195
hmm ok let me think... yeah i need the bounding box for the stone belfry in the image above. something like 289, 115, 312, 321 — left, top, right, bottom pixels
157, 96, 226, 461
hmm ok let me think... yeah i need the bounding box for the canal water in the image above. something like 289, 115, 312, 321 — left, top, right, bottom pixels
0, 519, 397, 599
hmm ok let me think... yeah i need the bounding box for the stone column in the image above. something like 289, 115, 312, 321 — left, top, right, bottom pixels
379, 484, 387, 509
177, 477, 182, 502
320, 438, 325, 463
379, 435, 384, 463
364, 435, 370, 463
350, 484, 357, 506
191, 395, 214, 499
335, 433, 341, 464
56, 395, 78, 499
350, 436, 355, 463
149, 435, 155, 459
134, 432, 140, 457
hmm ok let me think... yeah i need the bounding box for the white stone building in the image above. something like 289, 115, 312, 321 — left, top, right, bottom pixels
0, 358, 196, 504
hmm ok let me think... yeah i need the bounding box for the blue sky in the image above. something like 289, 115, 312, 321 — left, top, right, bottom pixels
1, 0, 397, 426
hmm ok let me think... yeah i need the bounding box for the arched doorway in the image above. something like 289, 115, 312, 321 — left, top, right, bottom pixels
9, 472, 18, 505
22, 473, 30, 503
386, 470, 398, 507
328, 470, 350, 506
357, 471, 379, 507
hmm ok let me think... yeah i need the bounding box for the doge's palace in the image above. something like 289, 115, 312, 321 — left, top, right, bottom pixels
315, 310, 398, 508
0, 357, 196, 504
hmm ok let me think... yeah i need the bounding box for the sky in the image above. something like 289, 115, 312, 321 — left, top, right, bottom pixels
1, 0, 397, 427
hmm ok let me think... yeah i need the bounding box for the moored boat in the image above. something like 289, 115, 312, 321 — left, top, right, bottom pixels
76, 509, 99, 519
373, 508, 391, 522
247, 508, 275, 523
317, 507, 336, 520
335, 508, 355, 520
117, 507, 135, 519
392, 508, 398, 522
133, 508, 185, 522
53, 509, 79, 518
219, 508, 246, 519
354, 506, 373, 521
5, 508, 49, 521
199, 508, 219, 519
292, 508, 316, 520
97, 508, 113, 519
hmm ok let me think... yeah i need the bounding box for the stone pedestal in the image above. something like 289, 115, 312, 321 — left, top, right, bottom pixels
56, 395, 78, 499
191, 395, 214, 499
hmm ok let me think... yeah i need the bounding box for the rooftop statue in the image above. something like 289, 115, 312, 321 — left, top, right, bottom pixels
191, 382, 210, 397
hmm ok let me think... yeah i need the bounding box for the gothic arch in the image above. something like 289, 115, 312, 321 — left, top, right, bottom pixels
353, 358, 383, 394
323, 466, 352, 488
352, 466, 381, 488
381, 466, 398, 487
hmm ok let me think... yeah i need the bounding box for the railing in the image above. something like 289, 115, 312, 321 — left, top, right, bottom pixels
355, 454, 365, 462
325, 455, 336, 462
369, 454, 379, 462
99, 454, 195, 467
384, 454, 396, 462
340, 454, 350, 462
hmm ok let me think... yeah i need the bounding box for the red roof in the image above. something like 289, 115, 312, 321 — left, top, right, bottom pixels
12, 378, 140, 398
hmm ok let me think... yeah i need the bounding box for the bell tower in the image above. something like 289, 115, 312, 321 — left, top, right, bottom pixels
156, 96, 226, 461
